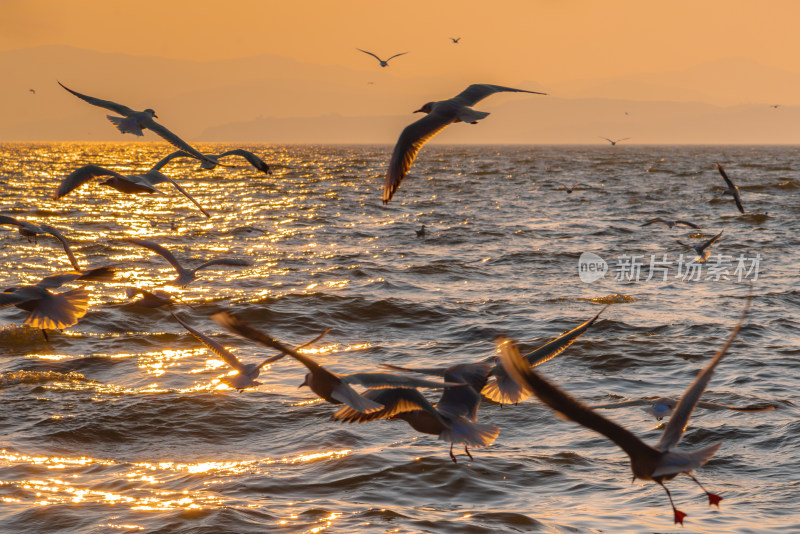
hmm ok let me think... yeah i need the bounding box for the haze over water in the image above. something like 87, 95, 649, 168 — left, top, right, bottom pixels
0, 143, 797, 533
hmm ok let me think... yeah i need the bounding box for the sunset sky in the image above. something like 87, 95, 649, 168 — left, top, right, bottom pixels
3, 0, 800, 143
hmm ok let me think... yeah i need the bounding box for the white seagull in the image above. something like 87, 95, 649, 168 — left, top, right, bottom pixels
58, 82, 216, 166
123, 238, 252, 287
356, 48, 408, 67
54, 164, 210, 217
497, 296, 751, 525
152, 149, 271, 175
383, 84, 546, 203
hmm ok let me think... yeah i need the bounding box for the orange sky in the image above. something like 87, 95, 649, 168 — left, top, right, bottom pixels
3, 0, 800, 82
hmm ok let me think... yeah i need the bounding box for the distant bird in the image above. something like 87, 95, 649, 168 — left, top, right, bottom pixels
770, 104, 780, 109
356, 48, 408, 67
123, 238, 252, 287
599, 137, 630, 146
592, 396, 777, 421
383, 84, 547, 203
715, 163, 745, 214
53, 164, 210, 217
334, 362, 499, 463
560, 183, 591, 194
641, 218, 701, 229
171, 312, 331, 390
415, 224, 426, 237
125, 287, 174, 308
497, 295, 750, 525
29, 89, 36, 95
677, 230, 723, 263
57, 81, 215, 166
152, 149, 271, 175
0, 267, 114, 338
450, 37, 461, 44
211, 312, 460, 413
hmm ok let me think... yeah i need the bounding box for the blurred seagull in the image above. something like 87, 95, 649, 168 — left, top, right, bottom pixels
497, 295, 751, 525
0, 216, 84, 271
641, 218, 701, 230
29, 88, 36, 95
592, 396, 777, 421
123, 238, 252, 287
715, 163, 745, 214
171, 312, 331, 390
450, 37, 461, 44
356, 48, 408, 67
334, 362, 499, 463
383, 84, 547, 203
561, 182, 591, 194
1, 267, 114, 338
599, 136, 630, 146
53, 164, 210, 217
211, 312, 461, 413
152, 149, 271, 175
125, 287, 174, 308
415, 224, 426, 238
58, 81, 216, 165
677, 230, 723, 263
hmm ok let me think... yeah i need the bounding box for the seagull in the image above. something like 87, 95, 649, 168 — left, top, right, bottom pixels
53, 164, 210, 217
450, 37, 461, 44
383, 84, 547, 203
591, 396, 777, 421
29, 88, 36, 95
770, 104, 780, 109
0, 267, 114, 338
211, 312, 461, 413
497, 296, 751, 525
561, 183, 591, 194
57, 82, 216, 166
151, 149, 271, 175
415, 224, 426, 237
599, 137, 630, 146
356, 48, 408, 67
171, 312, 331, 390
334, 362, 499, 463
122, 238, 252, 287
381, 307, 606, 405
124, 287, 174, 308
677, 230, 723, 263
641, 218, 701, 229
715, 163, 745, 214
0, 216, 92, 272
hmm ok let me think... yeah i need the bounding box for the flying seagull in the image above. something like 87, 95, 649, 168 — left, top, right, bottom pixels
171, 311, 331, 390
152, 149, 271, 175
561, 183, 591, 194
122, 238, 252, 287
29, 88, 36, 95
211, 312, 461, 413
715, 163, 745, 214
383, 84, 547, 203
57, 81, 215, 166
125, 287, 174, 308
599, 137, 630, 146
677, 230, 723, 264
356, 48, 408, 67
334, 362, 499, 463
497, 296, 751, 525
54, 164, 210, 217
592, 396, 777, 421
450, 37, 461, 44
641, 218, 701, 229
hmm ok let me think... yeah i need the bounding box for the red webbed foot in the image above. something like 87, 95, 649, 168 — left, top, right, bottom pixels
673, 509, 687, 525
707, 493, 723, 507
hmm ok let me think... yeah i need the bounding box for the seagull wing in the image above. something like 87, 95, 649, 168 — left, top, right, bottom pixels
171, 312, 245, 372
39, 224, 80, 270
675, 220, 701, 229
356, 48, 384, 62
379, 363, 448, 377
641, 218, 666, 227
715, 163, 745, 213
383, 112, 452, 203
53, 165, 123, 199
216, 149, 271, 174
343, 372, 459, 390
158, 175, 210, 217
697, 230, 723, 254
695, 400, 777, 412
599, 136, 614, 143
385, 52, 409, 62
24, 287, 89, 329
58, 81, 136, 116
139, 118, 216, 165
656, 296, 750, 451
123, 238, 185, 274
451, 84, 547, 107
150, 151, 194, 172
591, 399, 658, 409
0, 215, 25, 228
193, 257, 252, 273
333, 387, 442, 424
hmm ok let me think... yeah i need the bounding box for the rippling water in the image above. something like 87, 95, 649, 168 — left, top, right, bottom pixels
0, 143, 798, 533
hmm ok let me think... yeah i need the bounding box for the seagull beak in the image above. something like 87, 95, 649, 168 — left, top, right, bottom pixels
413, 108, 424, 113
298, 375, 309, 389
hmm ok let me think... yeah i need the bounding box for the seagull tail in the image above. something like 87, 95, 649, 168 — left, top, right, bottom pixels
440, 419, 500, 448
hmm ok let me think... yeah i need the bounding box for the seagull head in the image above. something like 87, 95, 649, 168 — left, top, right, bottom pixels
144, 108, 158, 119
414, 102, 434, 114
298, 373, 310, 389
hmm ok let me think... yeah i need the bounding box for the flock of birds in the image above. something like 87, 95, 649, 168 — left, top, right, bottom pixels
1, 60, 772, 527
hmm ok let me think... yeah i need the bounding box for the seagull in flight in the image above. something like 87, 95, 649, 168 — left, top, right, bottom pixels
450, 37, 461, 44
58, 81, 216, 166
592, 396, 777, 421
211, 312, 461, 413
53, 164, 210, 217
152, 149, 271, 175
497, 296, 751, 525
356, 49, 408, 67
677, 230, 723, 263
599, 137, 630, 146
561, 182, 591, 194
715, 163, 745, 214
641, 218, 701, 229
171, 312, 331, 390
123, 238, 252, 287
383, 84, 547, 203
29, 88, 36, 95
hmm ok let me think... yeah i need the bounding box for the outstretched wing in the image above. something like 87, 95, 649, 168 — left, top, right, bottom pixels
53, 165, 124, 199
123, 238, 185, 274
216, 149, 271, 174
171, 312, 245, 372
159, 175, 210, 217
139, 118, 217, 166
385, 52, 409, 62
333, 387, 441, 424
193, 257, 252, 273
38, 224, 80, 271
451, 84, 547, 107
58, 81, 136, 116
150, 151, 194, 172
356, 48, 383, 62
